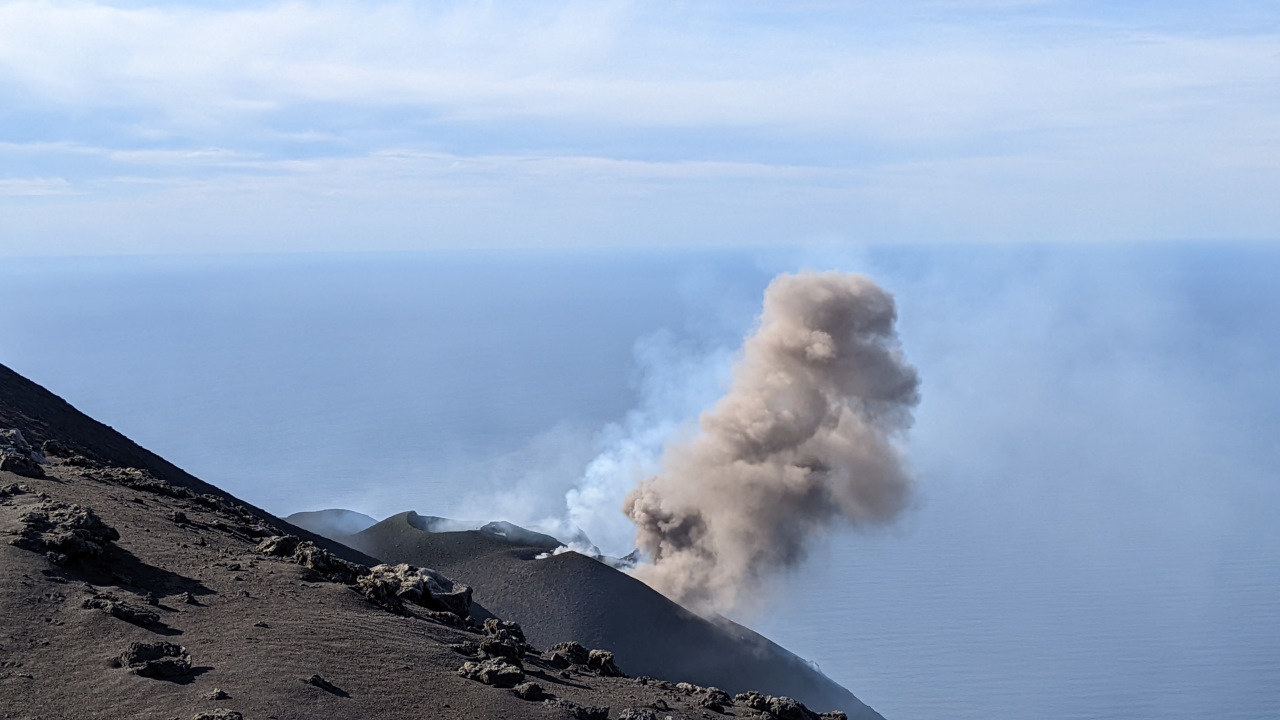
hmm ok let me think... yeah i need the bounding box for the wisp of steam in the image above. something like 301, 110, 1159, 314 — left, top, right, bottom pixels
623, 271, 920, 613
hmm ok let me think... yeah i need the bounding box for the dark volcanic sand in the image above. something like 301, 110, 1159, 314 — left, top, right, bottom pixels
0, 362, 882, 720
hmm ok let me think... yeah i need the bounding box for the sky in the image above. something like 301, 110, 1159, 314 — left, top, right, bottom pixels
2, 0, 1279, 256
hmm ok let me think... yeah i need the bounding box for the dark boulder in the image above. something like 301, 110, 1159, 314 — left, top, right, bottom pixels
457, 658, 524, 688
702, 687, 733, 711
483, 617, 527, 645
255, 534, 301, 557
304, 674, 347, 696
734, 690, 845, 720
0, 429, 45, 479
768, 695, 816, 720
543, 699, 610, 720
587, 649, 624, 677
355, 563, 471, 618
544, 640, 589, 668
0, 453, 43, 478
117, 641, 191, 678
512, 681, 545, 701
449, 640, 480, 656
256, 535, 366, 583
6, 489, 119, 563
83, 593, 160, 627
293, 542, 364, 583
480, 637, 523, 662
38, 438, 72, 458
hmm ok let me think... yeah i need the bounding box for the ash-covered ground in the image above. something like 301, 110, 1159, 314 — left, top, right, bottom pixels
0, 362, 880, 720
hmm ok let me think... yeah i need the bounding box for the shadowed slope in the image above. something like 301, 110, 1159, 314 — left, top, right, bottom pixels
349, 511, 884, 720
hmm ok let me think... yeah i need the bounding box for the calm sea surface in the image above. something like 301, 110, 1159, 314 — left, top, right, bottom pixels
2, 245, 1277, 720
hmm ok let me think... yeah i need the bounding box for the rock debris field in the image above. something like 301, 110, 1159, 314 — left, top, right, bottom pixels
0, 361, 877, 720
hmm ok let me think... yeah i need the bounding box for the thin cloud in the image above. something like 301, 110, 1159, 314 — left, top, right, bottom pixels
0, 178, 73, 196
0, 1, 1276, 141
0, 1, 1277, 254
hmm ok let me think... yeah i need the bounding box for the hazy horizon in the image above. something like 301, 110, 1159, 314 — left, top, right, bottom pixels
3, 244, 1277, 719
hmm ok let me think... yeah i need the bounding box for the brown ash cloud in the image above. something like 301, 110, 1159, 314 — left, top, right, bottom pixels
623, 271, 920, 612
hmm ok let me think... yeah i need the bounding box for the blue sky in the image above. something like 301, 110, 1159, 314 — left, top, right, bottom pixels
1, 0, 1278, 255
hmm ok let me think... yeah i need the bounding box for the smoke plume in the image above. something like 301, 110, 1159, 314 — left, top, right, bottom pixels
623, 271, 920, 613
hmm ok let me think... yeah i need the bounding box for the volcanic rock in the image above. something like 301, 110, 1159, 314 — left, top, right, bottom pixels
293, 541, 364, 582
544, 699, 610, 720
457, 658, 524, 688
255, 534, 301, 556
0, 452, 43, 478
305, 674, 347, 695
256, 534, 366, 583
768, 695, 817, 720
38, 438, 72, 458
355, 562, 472, 618
734, 690, 848, 720
83, 592, 161, 627
546, 640, 589, 667
702, 686, 732, 711
0, 429, 45, 478
449, 640, 480, 656
116, 641, 192, 678
483, 617, 527, 644
6, 491, 119, 563
480, 637, 523, 662
587, 649, 623, 677
512, 680, 546, 701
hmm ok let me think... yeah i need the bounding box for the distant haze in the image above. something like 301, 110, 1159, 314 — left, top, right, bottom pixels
626, 272, 919, 612
2, 245, 1277, 720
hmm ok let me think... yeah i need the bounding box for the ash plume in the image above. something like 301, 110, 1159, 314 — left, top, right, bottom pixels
623, 271, 919, 613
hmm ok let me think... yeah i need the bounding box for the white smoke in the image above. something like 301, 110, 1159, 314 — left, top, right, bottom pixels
558, 331, 733, 555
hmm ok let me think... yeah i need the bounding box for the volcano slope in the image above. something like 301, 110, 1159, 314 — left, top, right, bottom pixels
344, 513, 883, 720
0, 362, 881, 719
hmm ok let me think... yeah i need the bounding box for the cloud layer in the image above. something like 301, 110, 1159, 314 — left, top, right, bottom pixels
1, 1, 1278, 253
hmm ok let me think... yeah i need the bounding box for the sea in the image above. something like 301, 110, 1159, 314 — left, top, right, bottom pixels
2, 243, 1277, 720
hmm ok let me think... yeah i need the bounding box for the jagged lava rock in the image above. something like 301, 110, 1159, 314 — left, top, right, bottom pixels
457, 658, 524, 688
117, 641, 191, 678
355, 562, 472, 618
4, 485, 119, 563
0, 428, 45, 478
